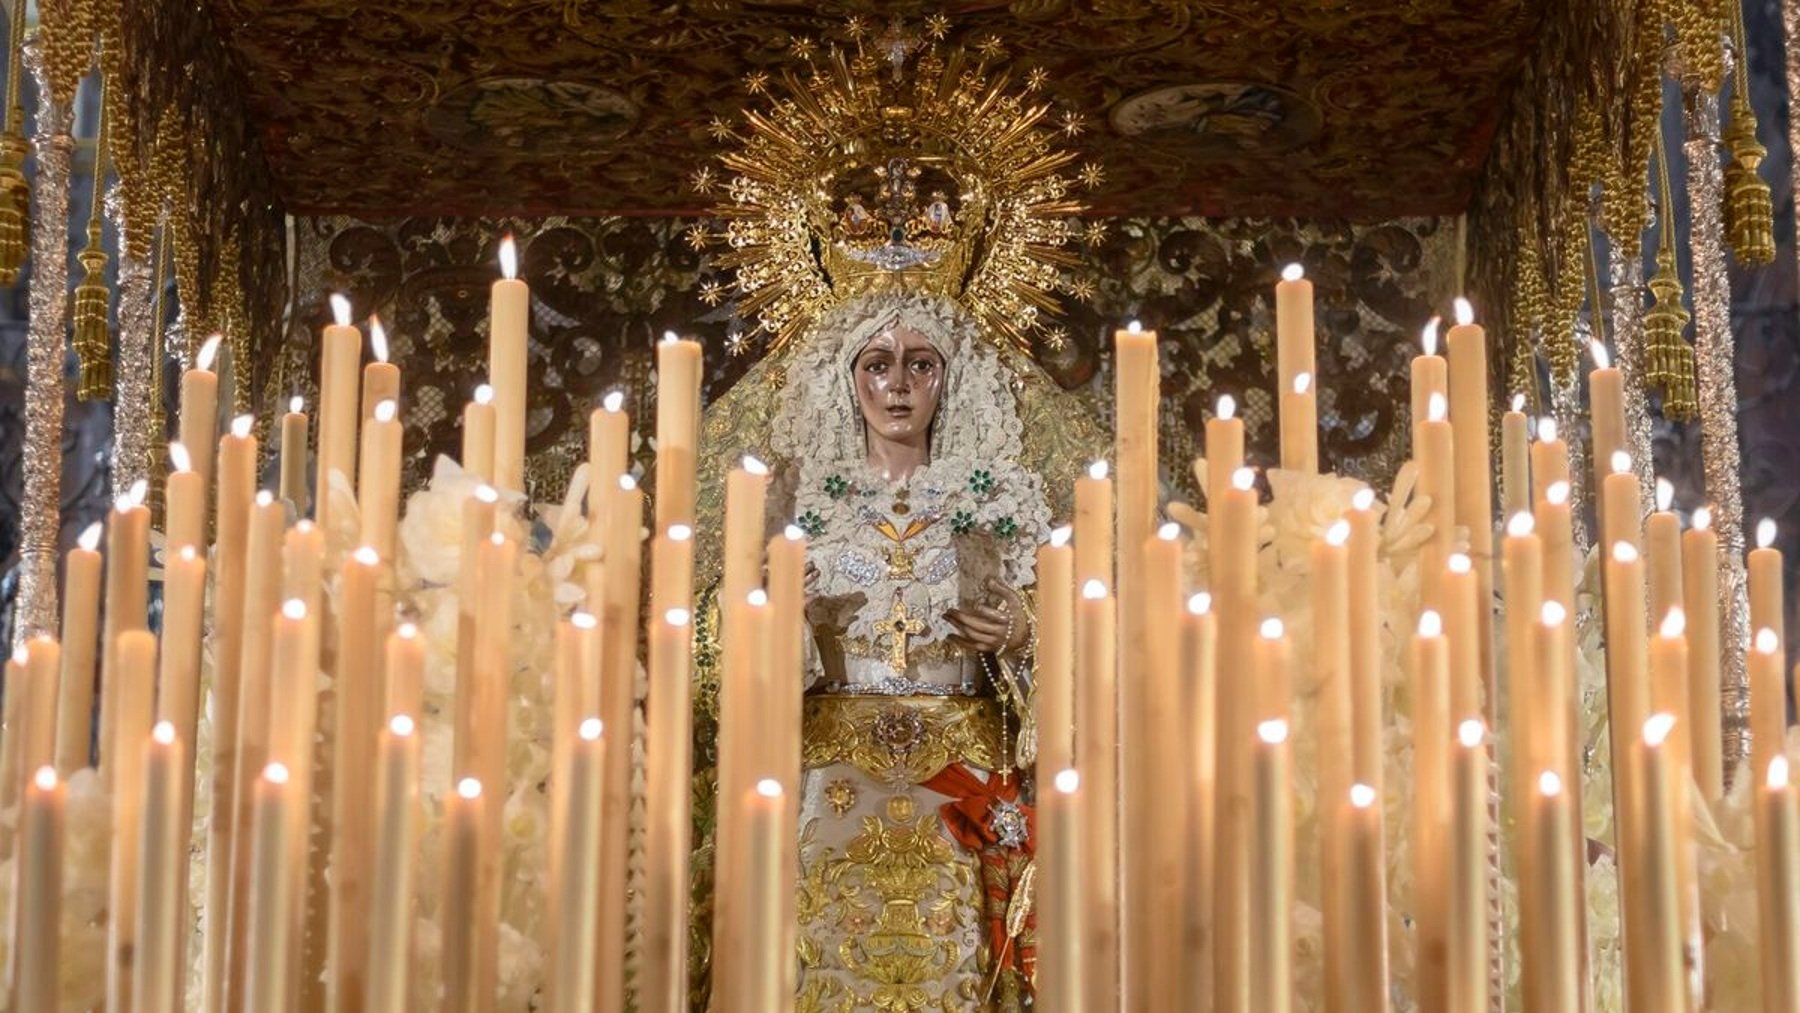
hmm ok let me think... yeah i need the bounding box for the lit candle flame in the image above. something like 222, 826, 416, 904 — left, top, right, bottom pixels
1612, 541, 1640, 564
1693, 506, 1712, 530
1427, 392, 1447, 422
1126, 319, 1142, 334
1453, 297, 1474, 327
1507, 512, 1535, 538
488, 531, 505, 546
31, 765, 56, 791
1643, 712, 1676, 747
1326, 519, 1350, 546
397, 622, 418, 639
289, 395, 305, 414
1610, 451, 1631, 475
1050, 525, 1072, 547
128, 478, 148, 507
1352, 488, 1376, 511
742, 455, 769, 476
1350, 783, 1377, 808
1259, 617, 1284, 639
1217, 394, 1236, 421
1053, 769, 1080, 793
353, 546, 380, 566
374, 400, 398, 423
1231, 467, 1256, 491
169, 441, 193, 473
1421, 316, 1441, 356
1659, 608, 1686, 638
1457, 719, 1485, 747
1087, 460, 1109, 481
1541, 600, 1567, 626
1510, 393, 1525, 413
746, 589, 769, 607
571, 611, 597, 630
153, 720, 178, 746
1158, 521, 1181, 541
1539, 417, 1559, 443
784, 524, 806, 541
619, 474, 638, 491
330, 293, 353, 328
228, 414, 253, 439
1655, 477, 1674, 512
1538, 770, 1563, 796
1188, 592, 1212, 615
665, 608, 691, 627
370, 316, 389, 363
499, 236, 518, 280
756, 778, 784, 799
1756, 628, 1780, 654
668, 524, 693, 541
265, 762, 291, 785
1081, 579, 1107, 600
1418, 610, 1443, 637
282, 598, 307, 621
602, 390, 624, 413
179, 545, 196, 562
474, 384, 495, 406
1257, 719, 1289, 745
1449, 552, 1472, 574
1547, 481, 1571, 506
390, 715, 416, 737
197, 333, 223, 371
457, 777, 481, 800
474, 484, 499, 504
579, 717, 603, 741
1281, 263, 1304, 283
1590, 340, 1611, 370
1757, 517, 1777, 549
1292, 371, 1312, 395
1770, 756, 1791, 790
661, 330, 680, 344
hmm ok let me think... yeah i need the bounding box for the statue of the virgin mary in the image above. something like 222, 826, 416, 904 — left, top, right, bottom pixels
686, 21, 1107, 1011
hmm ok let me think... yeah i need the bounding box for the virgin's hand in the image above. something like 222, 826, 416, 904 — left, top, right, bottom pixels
945, 579, 1028, 654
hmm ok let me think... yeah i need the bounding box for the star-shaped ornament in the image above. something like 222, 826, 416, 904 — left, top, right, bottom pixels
688, 166, 717, 195
707, 116, 735, 142
743, 70, 769, 95
1078, 163, 1105, 189
1025, 67, 1050, 91
698, 279, 725, 305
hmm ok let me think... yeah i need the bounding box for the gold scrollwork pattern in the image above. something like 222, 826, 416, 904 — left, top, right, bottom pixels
802, 696, 1004, 787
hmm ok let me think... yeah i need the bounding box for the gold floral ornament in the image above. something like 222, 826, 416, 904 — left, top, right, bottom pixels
701, 17, 1095, 354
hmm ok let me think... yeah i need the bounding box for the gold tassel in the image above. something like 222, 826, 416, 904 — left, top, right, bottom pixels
73, 73, 111, 400
1648, 123, 1699, 421
1666, 339, 1699, 422
1723, 1, 1775, 265
0, 0, 31, 286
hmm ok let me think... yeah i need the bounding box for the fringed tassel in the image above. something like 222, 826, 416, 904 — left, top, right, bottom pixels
1722, 90, 1775, 265
73, 245, 112, 398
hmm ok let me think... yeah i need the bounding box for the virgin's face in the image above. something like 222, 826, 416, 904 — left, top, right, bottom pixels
853, 324, 945, 448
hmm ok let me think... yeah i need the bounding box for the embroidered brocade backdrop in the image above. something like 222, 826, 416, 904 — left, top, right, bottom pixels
273, 215, 1457, 509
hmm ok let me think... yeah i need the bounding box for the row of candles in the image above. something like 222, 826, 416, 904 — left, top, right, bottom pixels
1, 237, 1797, 1010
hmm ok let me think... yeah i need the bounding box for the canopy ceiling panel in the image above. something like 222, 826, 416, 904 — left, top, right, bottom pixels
205, 0, 1546, 219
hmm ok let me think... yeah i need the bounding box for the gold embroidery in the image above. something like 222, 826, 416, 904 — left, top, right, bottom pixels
876, 598, 928, 672
885, 544, 916, 580
802, 695, 1004, 784
838, 635, 962, 667
824, 779, 858, 817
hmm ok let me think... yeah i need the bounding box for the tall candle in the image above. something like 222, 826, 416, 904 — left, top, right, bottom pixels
1646, 479, 1685, 623
358, 398, 404, 559
1417, 392, 1455, 611
1589, 341, 1627, 488
586, 390, 628, 542
1039, 769, 1085, 1013
1502, 513, 1544, 806
1536, 480, 1576, 612
1530, 416, 1571, 506
53, 521, 102, 773
1313, 520, 1351, 1006
1651, 611, 1702, 998
1627, 714, 1686, 1013
1213, 466, 1258, 1013
1750, 517, 1785, 650
15, 638, 58, 811
1501, 395, 1531, 518
384, 622, 425, 726
225, 491, 285, 1005
1182, 592, 1217, 1009
0, 649, 21, 858
595, 474, 643, 1011
1411, 610, 1451, 1011
360, 315, 401, 421
100, 482, 150, 790
737, 779, 789, 1012
1076, 578, 1120, 1011
1684, 507, 1725, 800
1448, 719, 1489, 1013
155, 545, 207, 759
1249, 719, 1292, 1013
1411, 316, 1448, 437
551, 718, 604, 1013
1204, 395, 1245, 548
1338, 784, 1390, 1008
327, 546, 385, 1008
1074, 460, 1113, 590
178, 333, 223, 503
16, 766, 65, 1011
461, 384, 496, 485
267, 597, 320, 1008
439, 777, 484, 1013
104, 630, 157, 1013
1536, 603, 1576, 803
1601, 452, 1644, 558
1752, 628, 1786, 787
366, 715, 419, 1013
1127, 524, 1185, 1006
280, 395, 309, 516
653, 332, 703, 530
165, 441, 205, 553
1756, 757, 1800, 1013
1347, 489, 1383, 791
713, 591, 772, 1000
316, 294, 363, 538
1275, 264, 1318, 474
1523, 772, 1580, 1013
454, 485, 499, 757
549, 613, 600, 945
244, 762, 294, 1013
1445, 298, 1494, 707
1603, 540, 1650, 937
490, 237, 531, 494
1115, 321, 1160, 586
134, 722, 184, 1013
1036, 527, 1075, 773
1444, 552, 1482, 719
469, 532, 517, 1004
201, 415, 256, 1012
643, 608, 694, 1013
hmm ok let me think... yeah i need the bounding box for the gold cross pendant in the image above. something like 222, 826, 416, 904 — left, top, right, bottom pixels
879, 597, 928, 673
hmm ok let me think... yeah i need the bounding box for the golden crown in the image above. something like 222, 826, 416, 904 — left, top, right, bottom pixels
691, 16, 1102, 354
